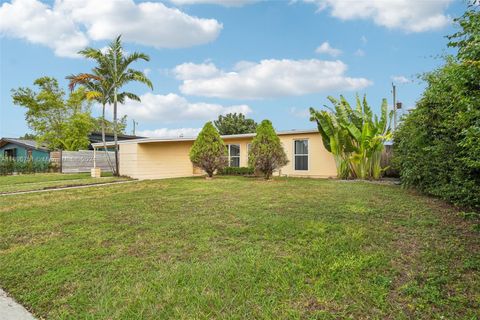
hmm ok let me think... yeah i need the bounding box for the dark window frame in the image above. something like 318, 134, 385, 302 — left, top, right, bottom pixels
294, 140, 309, 171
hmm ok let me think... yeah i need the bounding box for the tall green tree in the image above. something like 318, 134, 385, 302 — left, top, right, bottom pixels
248, 120, 288, 180
189, 122, 228, 178
92, 116, 128, 136
394, 5, 480, 210
67, 37, 150, 175
11, 77, 95, 151
18, 133, 37, 140
214, 113, 257, 135
447, 3, 480, 62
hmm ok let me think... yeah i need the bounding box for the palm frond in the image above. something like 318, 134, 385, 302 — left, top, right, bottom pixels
66, 73, 103, 91
86, 91, 103, 100
118, 92, 141, 103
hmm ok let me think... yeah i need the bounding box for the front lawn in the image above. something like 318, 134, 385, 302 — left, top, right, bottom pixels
0, 172, 129, 193
0, 177, 478, 319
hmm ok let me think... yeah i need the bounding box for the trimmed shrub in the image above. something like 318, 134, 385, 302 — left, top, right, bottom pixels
189, 122, 228, 178
248, 120, 288, 179
218, 167, 254, 176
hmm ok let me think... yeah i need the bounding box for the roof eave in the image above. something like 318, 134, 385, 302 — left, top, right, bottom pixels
91, 129, 319, 148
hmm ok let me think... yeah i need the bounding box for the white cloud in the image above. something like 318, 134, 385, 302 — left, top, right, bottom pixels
60, 0, 222, 49
0, 0, 88, 57
137, 127, 201, 138
315, 41, 342, 57
143, 68, 151, 76
354, 49, 365, 57
391, 75, 410, 84
170, 0, 256, 6
304, 0, 453, 32
175, 59, 372, 99
0, 0, 222, 57
173, 62, 221, 80
118, 92, 251, 123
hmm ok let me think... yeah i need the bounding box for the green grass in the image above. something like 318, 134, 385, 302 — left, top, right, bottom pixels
0, 177, 478, 319
0, 172, 128, 193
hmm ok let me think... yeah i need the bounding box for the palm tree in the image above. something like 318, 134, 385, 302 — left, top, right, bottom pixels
67, 69, 115, 171
103, 36, 153, 176
67, 36, 152, 175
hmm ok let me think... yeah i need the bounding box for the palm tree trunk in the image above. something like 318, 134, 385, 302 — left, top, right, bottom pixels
101, 103, 114, 173
113, 88, 119, 176
112, 49, 119, 177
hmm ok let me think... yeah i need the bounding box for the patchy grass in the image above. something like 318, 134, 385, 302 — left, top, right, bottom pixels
0, 172, 128, 193
0, 176, 478, 319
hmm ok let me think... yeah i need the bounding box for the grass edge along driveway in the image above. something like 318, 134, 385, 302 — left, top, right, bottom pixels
0, 172, 130, 194
0, 176, 478, 319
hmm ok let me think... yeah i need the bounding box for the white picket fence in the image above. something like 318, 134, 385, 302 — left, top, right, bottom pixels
61, 150, 115, 173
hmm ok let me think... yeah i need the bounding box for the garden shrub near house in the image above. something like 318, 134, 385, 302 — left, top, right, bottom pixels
394, 7, 480, 210
189, 122, 228, 178
248, 120, 288, 180
217, 166, 254, 176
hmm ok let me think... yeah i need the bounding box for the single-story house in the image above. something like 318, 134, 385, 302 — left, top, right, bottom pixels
91, 129, 337, 180
0, 138, 50, 160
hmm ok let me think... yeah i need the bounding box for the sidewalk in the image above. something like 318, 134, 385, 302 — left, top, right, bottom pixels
0, 289, 35, 320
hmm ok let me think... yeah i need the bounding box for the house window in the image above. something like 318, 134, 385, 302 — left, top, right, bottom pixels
227, 144, 240, 167
294, 140, 308, 171
4, 148, 17, 159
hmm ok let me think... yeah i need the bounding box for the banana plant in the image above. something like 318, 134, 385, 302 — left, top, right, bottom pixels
309, 107, 353, 179
369, 98, 393, 179
340, 96, 392, 179
311, 94, 392, 180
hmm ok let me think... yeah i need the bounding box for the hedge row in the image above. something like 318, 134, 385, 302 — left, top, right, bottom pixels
217, 167, 254, 176
0, 158, 56, 175
394, 8, 480, 211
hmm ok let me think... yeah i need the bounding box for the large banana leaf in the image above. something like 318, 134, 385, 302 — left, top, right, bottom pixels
311, 95, 393, 180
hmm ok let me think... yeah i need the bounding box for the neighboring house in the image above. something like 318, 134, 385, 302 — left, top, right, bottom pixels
0, 133, 142, 161
0, 138, 50, 160
91, 129, 337, 180
87, 132, 144, 150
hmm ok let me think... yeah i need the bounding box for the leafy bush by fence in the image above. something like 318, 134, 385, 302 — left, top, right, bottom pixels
394, 8, 480, 211
0, 158, 54, 175
393, 60, 480, 210
218, 167, 254, 176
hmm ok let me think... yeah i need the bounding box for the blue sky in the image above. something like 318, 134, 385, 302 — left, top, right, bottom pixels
0, 0, 464, 138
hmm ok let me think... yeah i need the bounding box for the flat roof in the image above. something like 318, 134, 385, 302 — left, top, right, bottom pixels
91, 129, 319, 148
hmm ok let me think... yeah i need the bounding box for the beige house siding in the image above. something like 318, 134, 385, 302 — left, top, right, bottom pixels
277, 133, 336, 178
118, 143, 138, 178
130, 141, 196, 180
222, 137, 252, 167
116, 131, 336, 180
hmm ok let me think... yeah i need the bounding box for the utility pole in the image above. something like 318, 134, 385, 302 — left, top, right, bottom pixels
392, 83, 397, 131
132, 119, 138, 136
